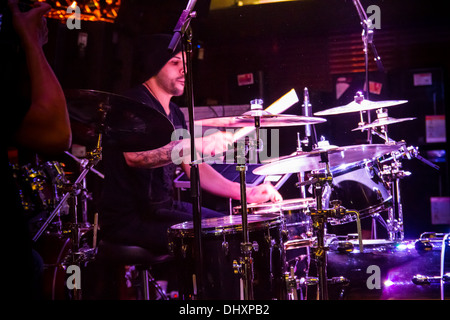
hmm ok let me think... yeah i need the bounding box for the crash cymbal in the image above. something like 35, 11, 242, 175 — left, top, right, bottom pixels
195, 113, 326, 128
253, 144, 402, 175
352, 117, 416, 131
314, 99, 408, 116
65, 89, 174, 151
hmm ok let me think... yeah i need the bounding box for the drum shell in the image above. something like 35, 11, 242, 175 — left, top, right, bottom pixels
326, 160, 392, 225
168, 214, 286, 300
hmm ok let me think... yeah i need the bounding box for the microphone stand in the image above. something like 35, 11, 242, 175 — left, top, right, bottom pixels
169, 0, 205, 299
352, 0, 384, 144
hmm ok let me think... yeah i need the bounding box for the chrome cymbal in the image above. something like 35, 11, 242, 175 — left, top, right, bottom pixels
352, 117, 416, 131
314, 99, 408, 116
253, 144, 402, 175
195, 113, 326, 128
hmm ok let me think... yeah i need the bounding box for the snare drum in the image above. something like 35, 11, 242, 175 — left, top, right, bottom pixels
168, 214, 286, 300
233, 198, 316, 239
325, 160, 392, 225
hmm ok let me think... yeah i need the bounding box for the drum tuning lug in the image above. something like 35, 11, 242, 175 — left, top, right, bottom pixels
167, 241, 174, 254
240, 242, 254, 254
330, 200, 342, 207
181, 244, 188, 259
232, 259, 243, 275
281, 229, 289, 242
329, 276, 350, 285
222, 241, 229, 256
303, 277, 319, 286
252, 241, 259, 252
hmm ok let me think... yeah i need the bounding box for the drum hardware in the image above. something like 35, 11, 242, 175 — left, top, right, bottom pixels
412, 274, 450, 285
10, 160, 70, 234
233, 99, 265, 301
168, 214, 285, 300
285, 266, 300, 300
32, 139, 103, 243
353, 0, 384, 143
285, 271, 351, 301
379, 144, 440, 171
380, 158, 408, 241
253, 143, 402, 176
64, 151, 104, 179
168, 4, 206, 298
35, 94, 111, 299
352, 108, 416, 145
313, 92, 408, 117
376, 145, 439, 240
194, 110, 327, 128
303, 150, 364, 300
413, 233, 450, 300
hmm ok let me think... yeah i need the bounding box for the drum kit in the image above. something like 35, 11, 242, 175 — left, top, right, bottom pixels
13, 0, 448, 299
13, 85, 448, 300
167, 88, 448, 301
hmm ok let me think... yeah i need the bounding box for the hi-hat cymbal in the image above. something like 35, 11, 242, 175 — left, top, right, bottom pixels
314, 99, 408, 116
352, 117, 416, 131
195, 113, 326, 128
65, 89, 174, 151
253, 144, 402, 175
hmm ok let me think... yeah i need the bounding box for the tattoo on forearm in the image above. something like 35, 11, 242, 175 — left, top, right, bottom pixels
125, 140, 186, 168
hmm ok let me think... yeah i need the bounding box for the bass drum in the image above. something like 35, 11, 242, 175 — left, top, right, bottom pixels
325, 159, 392, 225
168, 214, 286, 300
323, 236, 450, 300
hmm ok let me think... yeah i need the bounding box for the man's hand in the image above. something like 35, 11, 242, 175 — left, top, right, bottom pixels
8, 0, 51, 48
247, 183, 283, 204
197, 131, 234, 158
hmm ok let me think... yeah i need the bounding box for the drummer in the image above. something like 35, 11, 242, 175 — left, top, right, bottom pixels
98, 34, 282, 255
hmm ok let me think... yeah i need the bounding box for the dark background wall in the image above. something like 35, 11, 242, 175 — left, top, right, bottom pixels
44, 0, 449, 238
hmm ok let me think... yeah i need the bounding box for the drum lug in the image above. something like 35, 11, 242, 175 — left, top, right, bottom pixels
167, 241, 174, 254
181, 244, 188, 259
232, 258, 243, 275
222, 240, 229, 256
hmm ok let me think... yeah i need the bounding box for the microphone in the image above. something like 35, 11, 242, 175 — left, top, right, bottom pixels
168, 0, 197, 52
302, 87, 312, 145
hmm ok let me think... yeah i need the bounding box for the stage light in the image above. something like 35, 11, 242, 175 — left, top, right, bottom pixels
38, 0, 121, 23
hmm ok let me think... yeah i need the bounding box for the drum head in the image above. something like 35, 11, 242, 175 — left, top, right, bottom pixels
169, 213, 281, 237
234, 198, 315, 214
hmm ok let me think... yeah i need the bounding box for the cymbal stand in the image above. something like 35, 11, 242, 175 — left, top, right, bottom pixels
352, 0, 384, 144
306, 152, 353, 300
233, 104, 265, 300
64, 144, 102, 300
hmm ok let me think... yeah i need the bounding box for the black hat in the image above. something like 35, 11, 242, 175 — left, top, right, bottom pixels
133, 34, 183, 84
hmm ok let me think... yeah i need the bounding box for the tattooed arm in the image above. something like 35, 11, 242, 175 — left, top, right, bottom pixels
123, 140, 188, 168
123, 131, 234, 169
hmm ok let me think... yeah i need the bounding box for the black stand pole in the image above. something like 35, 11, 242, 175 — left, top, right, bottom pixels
351, 0, 384, 145
168, 1, 204, 299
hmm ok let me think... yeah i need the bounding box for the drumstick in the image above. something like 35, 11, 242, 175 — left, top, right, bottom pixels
232, 89, 299, 142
